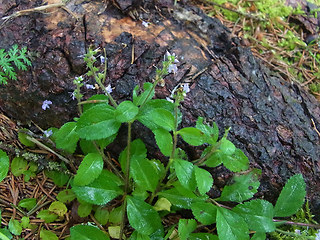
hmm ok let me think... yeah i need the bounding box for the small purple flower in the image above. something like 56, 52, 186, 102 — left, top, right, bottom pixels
100, 56, 106, 64
85, 84, 95, 89
106, 84, 112, 94
142, 21, 150, 28
182, 83, 190, 93
168, 64, 178, 74
70, 92, 76, 100
44, 129, 53, 137
316, 230, 320, 240
42, 100, 52, 110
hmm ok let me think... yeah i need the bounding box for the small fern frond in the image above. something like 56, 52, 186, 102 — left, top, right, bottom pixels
0, 44, 31, 84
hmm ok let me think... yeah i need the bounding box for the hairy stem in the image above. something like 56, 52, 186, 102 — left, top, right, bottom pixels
119, 122, 132, 240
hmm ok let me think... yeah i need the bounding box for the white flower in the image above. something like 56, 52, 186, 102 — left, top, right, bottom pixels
316, 230, 320, 240
166, 97, 174, 103
168, 64, 178, 74
70, 92, 76, 100
100, 56, 106, 64
181, 83, 190, 93
44, 129, 53, 137
294, 229, 301, 235
106, 84, 113, 94
85, 84, 95, 89
142, 21, 149, 28
42, 100, 52, 110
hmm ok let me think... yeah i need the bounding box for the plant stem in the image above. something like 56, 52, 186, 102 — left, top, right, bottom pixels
148, 103, 179, 204
119, 122, 132, 240
92, 141, 124, 181
273, 219, 320, 229
275, 228, 316, 239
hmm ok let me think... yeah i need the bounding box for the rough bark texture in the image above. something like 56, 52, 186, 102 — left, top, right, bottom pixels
0, 0, 319, 219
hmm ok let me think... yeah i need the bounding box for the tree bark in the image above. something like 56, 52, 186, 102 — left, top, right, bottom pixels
0, 0, 319, 219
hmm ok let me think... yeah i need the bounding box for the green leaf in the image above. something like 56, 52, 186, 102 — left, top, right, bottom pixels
189, 233, 219, 240
222, 148, 249, 172
158, 183, 206, 209
45, 170, 69, 187
77, 202, 92, 217
251, 232, 266, 240
40, 229, 58, 240
57, 189, 76, 203
147, 108, 175, 131
173, 159, 196, 191
119, 139, 147, 173
196, 117, 219, 144
70, 225, 110, 240
178, 219, 197, 240
55, 122, 79, 153
109, 206, 123, 224
76, 105, 121, 140
128, 231, 150, 240
74, 153, 103, 186
18, 198, 36, 211
0, 228, 12, 240
8, 219, 22, 235
194, 166, 213, 195
20, 216, 29, 228
219, 170, 260, 202
115, 100, 139, 123
49, 201, 68, 217
108, 226, 122, 239
82, 94, 109, 112
153, 197, 172, 212
0, 150, 9, 182
153, 129, 173, 157
203, 147, 223, 168
137, 99, 178, 131
216, 207, 249, 240
274, 174, 306, 217
133, 82, 154, 106
72, 170, 123, 205
126, 196, 163, 235
10, 157, 28, 177
94, 207, 109, 225
130, 157, 160, 192
233, 199, 275, 232
219, 138, 235, 155
18, 129, 35, 147
80, 135, 116, 154
191, 202, 217, 225
36, 210, 58, 223
178, 127, 206, 146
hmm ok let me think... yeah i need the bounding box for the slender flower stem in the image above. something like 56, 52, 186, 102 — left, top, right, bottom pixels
273, 219, 320, 229
119, 122, 132, 240
92, 141, 124, 181
148, 103, 179, 204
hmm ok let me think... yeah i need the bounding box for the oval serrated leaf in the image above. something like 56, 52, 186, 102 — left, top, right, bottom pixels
76, 105, 121, 140
178, 127, 206, 146
72, 170, 123, 205
126, 196, 163, 236
173, 159, 196, 191
217, 207, 249, 240
222, 148, 249, 172
0, 150, 9, 182
40, 229, 58, 240
191, 202, 217, 225
115, 100, 139, 123
70, 225, 110, 240
149, 108, 175, 131
153, 128, 173, 157
274, 174, 306, 217
11, 157, 27, 177
130, 157, 159, 192
194, 166, 213, 195
233, 199, 275, 232
55, 122, 79, 153
74, 153, 103, 186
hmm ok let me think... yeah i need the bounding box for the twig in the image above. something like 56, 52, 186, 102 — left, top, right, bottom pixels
311, 118, 320, 138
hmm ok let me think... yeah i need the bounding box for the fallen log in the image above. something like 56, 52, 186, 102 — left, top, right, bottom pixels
0, 0, 319, 220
